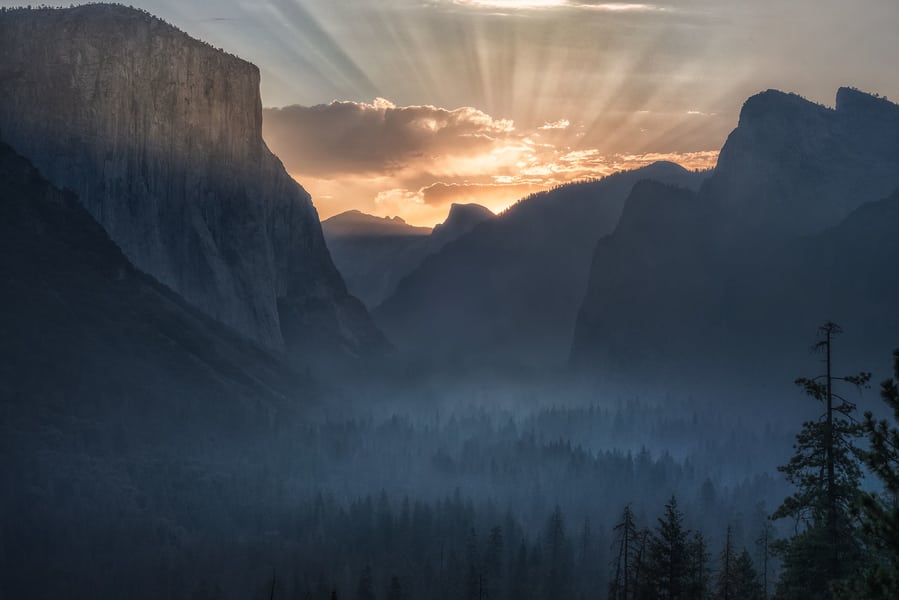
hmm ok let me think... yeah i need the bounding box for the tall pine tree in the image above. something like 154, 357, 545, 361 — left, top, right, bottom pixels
609, 505, 640, 600
772, 322, 869, 600
645, 496, 689, 600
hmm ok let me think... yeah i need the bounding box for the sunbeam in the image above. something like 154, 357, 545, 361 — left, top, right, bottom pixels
10, 0, 897, 224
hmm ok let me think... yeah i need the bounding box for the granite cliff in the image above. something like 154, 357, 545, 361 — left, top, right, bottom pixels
571, 88, 899, 388
0, 139, 303, 412
706, 87, 899, 240
0, 5, 385, 358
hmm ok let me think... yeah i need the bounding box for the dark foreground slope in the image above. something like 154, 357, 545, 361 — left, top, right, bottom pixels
375, 162, 708, 366
0, 5, 385, 359
0, 140, 305, 422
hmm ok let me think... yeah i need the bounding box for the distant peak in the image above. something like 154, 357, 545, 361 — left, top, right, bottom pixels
446, 203, 494, 221
428, 203, 494, 249
322, 209, 430, 238
738, 89, 830, 126
835, 86, 899, 117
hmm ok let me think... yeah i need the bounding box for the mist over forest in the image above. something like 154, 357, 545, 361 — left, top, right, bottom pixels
2, 4, 899, 600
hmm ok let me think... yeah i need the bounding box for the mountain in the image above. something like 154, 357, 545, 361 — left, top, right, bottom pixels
374, 162, 709, 366
0, 140, 304, 420
323, 203, 493, 308
323, 210, 432, 238
0, 5, 385, 360
706, 87, 899, 241
428, 203, 495, 250
571, 88, 899, 389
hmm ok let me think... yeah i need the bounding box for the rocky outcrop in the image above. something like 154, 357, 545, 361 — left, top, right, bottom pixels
427, 203, 494, 252
0, 5, 385, 357
705, 87, 899, 240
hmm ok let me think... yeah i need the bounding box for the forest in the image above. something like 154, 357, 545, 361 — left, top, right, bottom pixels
4, 328, 899, 599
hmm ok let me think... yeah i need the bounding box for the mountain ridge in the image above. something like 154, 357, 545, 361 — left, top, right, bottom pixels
374, 161, 709, 365
570, 87, 899, 387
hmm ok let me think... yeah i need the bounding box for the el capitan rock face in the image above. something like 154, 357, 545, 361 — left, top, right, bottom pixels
0, 5, 385, 357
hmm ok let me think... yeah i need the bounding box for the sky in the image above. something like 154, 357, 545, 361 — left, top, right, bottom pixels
10, 1, 899, 225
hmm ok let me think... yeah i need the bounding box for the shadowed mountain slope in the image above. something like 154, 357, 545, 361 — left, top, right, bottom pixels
0, 140, 307, 423
571, 88, 899, 389
374, 162, 708, 366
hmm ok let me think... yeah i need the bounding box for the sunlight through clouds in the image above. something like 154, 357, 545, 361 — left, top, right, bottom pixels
31, 0, 894, 224
264, 98, 717, 225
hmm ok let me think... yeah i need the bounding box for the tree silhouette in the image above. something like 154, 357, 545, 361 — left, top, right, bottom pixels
609, 505, 640, 600
713, 526, 736, 600
686, 530, 711, 600
542, 505, 572, 600
772, 322, 869, 599
836, 348, 899, 598
645, 495, 689, 600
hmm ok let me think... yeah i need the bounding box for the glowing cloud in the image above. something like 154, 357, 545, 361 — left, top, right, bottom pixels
264, 99, 718, 226
539, 119, 571, 130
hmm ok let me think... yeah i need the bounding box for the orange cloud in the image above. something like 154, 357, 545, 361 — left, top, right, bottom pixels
263, 99, 718, 226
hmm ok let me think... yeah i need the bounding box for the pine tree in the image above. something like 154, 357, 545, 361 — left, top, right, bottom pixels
835, 348, 899, 598
466, 528, 482, 600
732, 549, 764, 600
543, 506, 572, 600
686, 530, 711, 600
772, 322, 869, 600
753, 504, 775, 599
645, 496, 689, 600
485, 525, 505, 599
714, 526, 737, 600
609, 505, 640, 600
509, 541, 530, 600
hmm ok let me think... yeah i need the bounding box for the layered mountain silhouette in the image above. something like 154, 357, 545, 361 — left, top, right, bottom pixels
0, 141, 303, 419
571, 88, 899, 388
374, 163, 708, 365
323, 203, 494, 308
0, 5, 385, 360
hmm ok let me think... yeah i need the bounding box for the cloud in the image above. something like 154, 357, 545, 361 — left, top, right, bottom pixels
539, 119, 571, 130
450, 0, 663, 12
263, 98, 718, 225
263, 99, 514, 177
